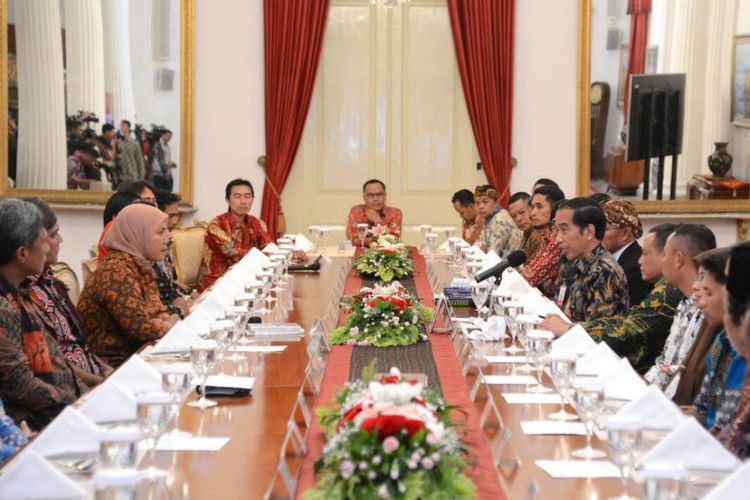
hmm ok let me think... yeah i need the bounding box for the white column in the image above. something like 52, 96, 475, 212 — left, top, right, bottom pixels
63, 0, 105, 124
101, 0, 136, 125
14, 0, 67, 189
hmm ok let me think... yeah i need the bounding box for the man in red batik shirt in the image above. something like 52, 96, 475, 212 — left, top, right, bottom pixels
521, 184, 566, 297
347, 179, 403, 247
197, 179, 271, 292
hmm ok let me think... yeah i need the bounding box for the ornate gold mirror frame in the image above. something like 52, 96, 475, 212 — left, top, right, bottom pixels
0, 0, 194, 205
577, 0, 750, 214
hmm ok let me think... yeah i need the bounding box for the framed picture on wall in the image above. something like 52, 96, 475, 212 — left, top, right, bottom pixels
732, 35, 750, 128
617, 43, 629, 109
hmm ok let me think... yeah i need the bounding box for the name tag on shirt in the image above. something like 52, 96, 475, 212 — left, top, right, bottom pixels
556, 286, 567, 308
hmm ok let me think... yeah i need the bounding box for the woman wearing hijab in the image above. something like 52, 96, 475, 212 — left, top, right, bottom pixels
78, 204, 178, 367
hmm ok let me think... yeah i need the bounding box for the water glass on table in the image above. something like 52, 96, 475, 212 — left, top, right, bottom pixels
572, 379, 606, 459
640, 464, 688, 500
356, 223, 369, 248
548, 351, 578, 421
470, 280, 490, 319
98, 427, 140, 472
188, 340, 218, 409
515, 313, 540, 373
225, 305, 248, 362
527, 329, 554, 393
502, 300, 523, 353
135, 391, 173, 479
159, 363, 193, 438
607, 415, 644, 500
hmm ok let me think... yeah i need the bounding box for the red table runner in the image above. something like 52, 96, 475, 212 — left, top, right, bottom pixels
295, 249, 506, 499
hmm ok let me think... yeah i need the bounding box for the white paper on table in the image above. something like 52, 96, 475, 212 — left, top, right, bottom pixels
232, 345, 287, 353
482, 375, 538, 385
485, 355, 527, 364
602, 358, 648, 401
640, 417, 739, 472
0, 450, 86, 499
27, 407, 99, 458
521, 420, 587, 435
109, 355, 162, 394
551, 324, 596, 357
535, 460, 621, 479
79, 380, 137, 424
703, 460, 750, 500
156, 436, 230, 452
151, 321, 202, 354
294, 233, 315, 252
205, 374, 255, 390
480, 250, 501, 272
615, 385, 686, 431
262, 242, 279, 253
576, 342, 620, 377
502, 393, 564, 405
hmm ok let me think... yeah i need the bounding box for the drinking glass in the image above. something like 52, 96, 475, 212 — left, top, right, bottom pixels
98, 427, 140, 472
527, 330, 554, 393
503, 300, 523, 353
444, 226, 456, 239
224, 305, 248, 362
319, 227, 331, 246
572, 379, 606, 459
515, 314, 540, 373
188, 340, 218, 409
234, 292, 256, 344
420, 224, 432, 237
159, 363, 193, 438
258, 271, 276, 314
548, 353, 578, 421
492, 291, 512, 316
92, 470, 142, 500
209, 321, 233, 374
308, 225, 320, 247
470, 280, 490, 318
271, 253, 289, 286
466, 261, 483, 282
135, 391, 172, 479
641, 464, 688, 500
607, 415, 644, 500
356, 223, 369, 248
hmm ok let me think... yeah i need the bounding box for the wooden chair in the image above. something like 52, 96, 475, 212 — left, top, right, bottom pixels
81, 257, 98, 286
50, 262, 81, 305
171, 225, 208, 289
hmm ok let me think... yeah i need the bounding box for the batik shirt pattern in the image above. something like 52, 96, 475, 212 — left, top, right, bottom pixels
347, 205, 403, 247
197, 212, 271, 292
521, 227, 545, 261
644, 296, 704, 399
581, 279, 683, 373
692, 331, 746, 434
483, 207, 522, 260
557, 244, 629, 323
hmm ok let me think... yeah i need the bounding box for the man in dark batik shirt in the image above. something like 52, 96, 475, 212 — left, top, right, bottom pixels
540, 198, 628, 327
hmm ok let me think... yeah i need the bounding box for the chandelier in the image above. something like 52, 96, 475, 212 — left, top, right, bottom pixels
370, 0, 410, 7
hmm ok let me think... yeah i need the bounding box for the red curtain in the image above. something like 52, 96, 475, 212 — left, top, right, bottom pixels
261, 0, 329, 238
447, 0, 515, 207
623, 0, 652, 123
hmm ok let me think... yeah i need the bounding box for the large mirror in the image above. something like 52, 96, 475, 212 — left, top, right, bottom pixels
0, 0, 194, 204
578, 0, 750, 213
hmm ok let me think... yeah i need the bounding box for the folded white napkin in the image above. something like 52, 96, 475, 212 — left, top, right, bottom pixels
497, 269, 533, 298
27, 407, 99, 458
151, 321, 203, 354
602, 358, 648, 401
294, 233, 315, 252
480, 251, 501, 272
704, 460, 750, 500
640, 417, 739, 472
262, 242, 279, 253
464, 316, 506, 341
518, 288, 548, 315
109, 355, 162, 394
576, 342, 620, 377
0, 450, 86, 499
79, 380, 137, 424
552, 324, 596, 357
195, 294, 228, 320
248, 247, 272, 265
182, 306, 216, 333
615, 385, 685, 431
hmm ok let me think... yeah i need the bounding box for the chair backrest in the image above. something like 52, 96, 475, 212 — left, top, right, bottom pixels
81, 257, 98, 287
171, 225, 207, 289
50, 262, 81, 305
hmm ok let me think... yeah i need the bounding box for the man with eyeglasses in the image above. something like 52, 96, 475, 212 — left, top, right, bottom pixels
347, 179, 403, 246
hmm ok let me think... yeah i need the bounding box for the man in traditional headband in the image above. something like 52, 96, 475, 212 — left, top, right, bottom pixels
474, 184, 522, 260
600, 198, 653, 306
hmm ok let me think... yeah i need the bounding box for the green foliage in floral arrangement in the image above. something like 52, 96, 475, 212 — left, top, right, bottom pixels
355, 235, 414, 282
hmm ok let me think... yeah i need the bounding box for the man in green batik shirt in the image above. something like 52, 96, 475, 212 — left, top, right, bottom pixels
116, 120, 144, 182
544, 223, 683, 374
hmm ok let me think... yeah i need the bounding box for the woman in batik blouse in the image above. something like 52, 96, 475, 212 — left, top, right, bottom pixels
78, 204, 178, 367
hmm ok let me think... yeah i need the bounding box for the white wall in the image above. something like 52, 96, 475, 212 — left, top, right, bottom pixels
53, 0, 744, 281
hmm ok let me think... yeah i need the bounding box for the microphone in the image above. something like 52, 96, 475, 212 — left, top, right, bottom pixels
474, 250, 527, 283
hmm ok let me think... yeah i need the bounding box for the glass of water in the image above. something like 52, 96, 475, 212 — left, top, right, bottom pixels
356, 223, 369, 248
224, 305, 248, 362
188, 340, 218, 409
607, 415, 643, 500
470, 280, 490, 319
515, 314, 540, 373
503, 300, 523, 353
159, 363, 193, 438
548, 352, 578, 421
572, 379, 606, 459
527, 329, 554, 393
135, 391, 172, 479
641, 463, 688, 500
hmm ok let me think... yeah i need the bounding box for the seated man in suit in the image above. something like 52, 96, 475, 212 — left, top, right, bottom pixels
347, 179, 403, 246
600, 198, 653, 306
197, 179, 271, 292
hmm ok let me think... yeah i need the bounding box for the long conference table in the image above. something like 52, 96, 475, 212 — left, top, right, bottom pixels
10, 248, 645, 499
